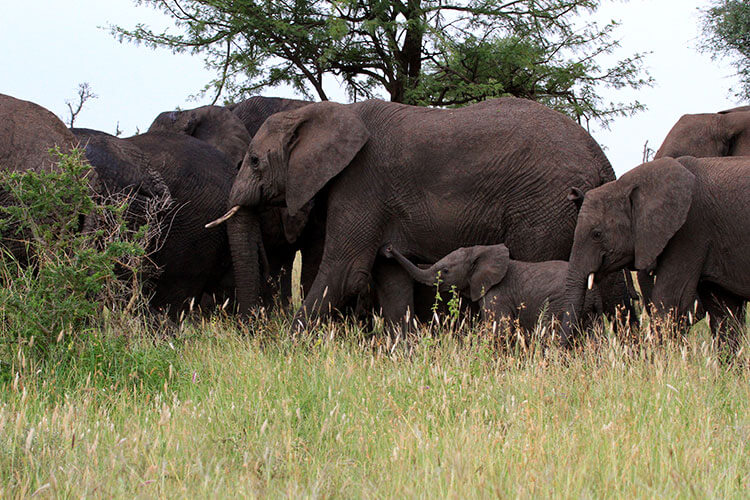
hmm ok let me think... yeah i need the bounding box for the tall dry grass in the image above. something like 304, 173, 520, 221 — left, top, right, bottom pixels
0, 308, 747, 498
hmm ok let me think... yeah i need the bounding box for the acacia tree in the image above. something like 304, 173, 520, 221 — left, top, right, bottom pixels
701, 0, 750, 100
116, 0, 651, 126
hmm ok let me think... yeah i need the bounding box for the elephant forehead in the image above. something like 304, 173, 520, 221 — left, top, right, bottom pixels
579, 184, 623, 219
443, 248, 470, 263
256, 112, 296, 136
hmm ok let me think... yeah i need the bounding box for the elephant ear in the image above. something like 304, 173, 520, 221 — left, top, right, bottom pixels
628, 158, 696, 271
468, 245, 510, 302
285, 102, 369, 215
567, 187, 585, 211
719, 111, 750, 155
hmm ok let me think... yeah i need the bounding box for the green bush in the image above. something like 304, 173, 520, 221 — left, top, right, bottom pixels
0, 148, 153, 375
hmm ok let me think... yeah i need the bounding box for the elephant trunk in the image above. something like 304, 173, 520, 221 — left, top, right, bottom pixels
205, 177, 262, 229
388, 247, 438, 286
561, 247, 599, 347
227, 207, 263, 314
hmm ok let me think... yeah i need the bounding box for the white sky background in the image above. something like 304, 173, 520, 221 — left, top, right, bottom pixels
0, 0, 744, 176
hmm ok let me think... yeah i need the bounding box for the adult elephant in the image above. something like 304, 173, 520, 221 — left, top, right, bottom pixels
0, 94, 97, 262
655, 106, 750, 159
147, 97, 319, 306
72, 128, 258, 314
148, 105, 251, 169
638, 106, 750, 319
148, 97, 311, 166
208, 98, 622, 327
561, 156, 750, 347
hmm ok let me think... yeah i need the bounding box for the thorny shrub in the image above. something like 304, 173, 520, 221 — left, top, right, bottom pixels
0, 148, 170, 376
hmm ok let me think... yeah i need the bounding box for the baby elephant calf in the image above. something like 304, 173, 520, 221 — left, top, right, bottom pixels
381, 244, 601, 330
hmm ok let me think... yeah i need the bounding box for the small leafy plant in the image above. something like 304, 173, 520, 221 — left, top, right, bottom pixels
0, 148, 158, 375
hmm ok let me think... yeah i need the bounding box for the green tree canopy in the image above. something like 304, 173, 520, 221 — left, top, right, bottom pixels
701, 0, 750, 100
116, 0, 652, 126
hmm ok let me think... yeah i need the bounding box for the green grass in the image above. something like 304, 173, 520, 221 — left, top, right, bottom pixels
0, 312, 748, 498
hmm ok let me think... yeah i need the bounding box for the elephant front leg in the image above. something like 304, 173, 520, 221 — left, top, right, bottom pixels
649, 255, 702, 325
697, 283, 746, 350
292, 257, 372, 330
372, 257, 415, 328
481, 292, 520, 327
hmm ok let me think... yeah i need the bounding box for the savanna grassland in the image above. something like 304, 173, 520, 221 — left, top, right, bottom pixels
0, 155, 748, 497
1, 309, 748, 498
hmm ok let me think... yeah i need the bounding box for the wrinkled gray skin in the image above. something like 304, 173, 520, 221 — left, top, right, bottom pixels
655, 106, 750, 159
638, 105, 750, 321
217, 98, 623, 328
72, 128, 256, 314
562, 156, 750, 346
0, 94, 97, 263
149, 105, 251, 169
148, 97, 318, 309
382, 244, 601, 331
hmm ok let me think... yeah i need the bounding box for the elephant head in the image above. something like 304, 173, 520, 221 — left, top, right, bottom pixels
382, 244, 510, 302
655, 109, 750, 158
148, 105, 252, 168
221, 102, 369, 215
561, 158, 696, 344
205, 101, 369, 311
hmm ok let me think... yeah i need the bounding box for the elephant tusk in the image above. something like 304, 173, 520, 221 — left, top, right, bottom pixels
587, 273, 595, 290
205, 205, 241, 228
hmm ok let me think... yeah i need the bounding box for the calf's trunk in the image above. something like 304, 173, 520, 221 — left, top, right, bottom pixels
388, 248, 438, 285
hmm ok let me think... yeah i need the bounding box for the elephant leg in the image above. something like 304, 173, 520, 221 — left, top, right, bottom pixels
482, 292, 520, 327
372, 257, 415, 327
637, 270, 655, 305
293, 255, 373, 329
697, 282, 746, 349
598, 269, 637, 322
650, 261, 701, 323
300, 236, 325, 298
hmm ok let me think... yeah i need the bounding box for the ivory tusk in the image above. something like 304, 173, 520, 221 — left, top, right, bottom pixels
205, 205, 241, 228
587, 273, 595, 290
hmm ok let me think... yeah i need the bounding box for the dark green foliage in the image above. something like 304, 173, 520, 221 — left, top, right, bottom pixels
115, 0, 651, 126
701, 0, 750, 99
0, 149, 150, 374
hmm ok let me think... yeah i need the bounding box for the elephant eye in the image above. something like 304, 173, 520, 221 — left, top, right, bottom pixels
592, 229, 603, 241
249, 155, 260, 168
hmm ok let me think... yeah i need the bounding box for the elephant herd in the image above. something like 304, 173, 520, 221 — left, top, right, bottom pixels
2, 91, 750, 346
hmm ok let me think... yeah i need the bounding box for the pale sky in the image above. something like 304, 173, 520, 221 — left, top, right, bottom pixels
0, 0, 744, 176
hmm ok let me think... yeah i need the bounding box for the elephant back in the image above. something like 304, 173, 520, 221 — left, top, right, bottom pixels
0, 93, 76, 174
229, 96, 311, 138
148, 106, 252, 167
71, 128, 169, 200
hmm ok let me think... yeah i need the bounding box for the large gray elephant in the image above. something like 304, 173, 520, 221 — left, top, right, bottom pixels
228, 96, 311, 138
562, 156, 750, 346
381, 243, 602, 331
208, 97, 623, 327
148, 96, 310, 166
72, 128, 256, 314
147, 97, 321, 306
655, 106, 750, 159
148, 105, 251, 168
639, 105, 750, 319
0, 94, 99, 263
